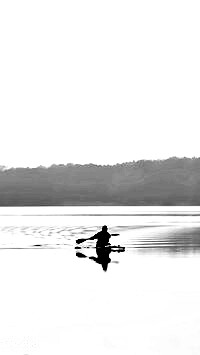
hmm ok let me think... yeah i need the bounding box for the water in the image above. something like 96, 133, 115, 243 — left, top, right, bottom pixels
0, 206, 200, 354
1, 206, 200, 251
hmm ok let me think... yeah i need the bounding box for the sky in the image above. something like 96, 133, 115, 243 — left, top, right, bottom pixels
0, 0, 200, 167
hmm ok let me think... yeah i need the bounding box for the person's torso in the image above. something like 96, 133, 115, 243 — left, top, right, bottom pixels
96, 231, 110, 247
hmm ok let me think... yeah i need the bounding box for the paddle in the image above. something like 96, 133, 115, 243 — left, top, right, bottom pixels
76, 233, 120, 244
76, 252, 87, 258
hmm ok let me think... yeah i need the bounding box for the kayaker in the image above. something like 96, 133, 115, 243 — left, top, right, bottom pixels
76, 225, 119, 247
89, 225, 111, 248
75, 226, 124, 272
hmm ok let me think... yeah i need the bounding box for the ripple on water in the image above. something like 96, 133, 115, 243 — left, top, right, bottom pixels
0, 224, 200, 254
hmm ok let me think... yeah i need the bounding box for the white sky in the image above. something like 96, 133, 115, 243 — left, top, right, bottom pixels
0, 0, 200, 167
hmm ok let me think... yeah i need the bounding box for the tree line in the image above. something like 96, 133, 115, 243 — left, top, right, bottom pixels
0, 157, 200, 205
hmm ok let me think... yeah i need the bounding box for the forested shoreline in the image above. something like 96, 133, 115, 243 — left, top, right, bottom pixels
0, 157, 200, 205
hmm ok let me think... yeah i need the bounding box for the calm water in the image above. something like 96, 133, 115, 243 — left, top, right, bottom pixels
1, 206, 200, 252
0, 206, 200, 354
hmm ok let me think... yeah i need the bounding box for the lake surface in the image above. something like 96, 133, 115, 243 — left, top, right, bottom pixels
0, 206, 200, 354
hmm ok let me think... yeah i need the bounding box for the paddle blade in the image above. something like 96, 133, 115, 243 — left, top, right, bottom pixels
76, 238, 87, 244
76, 252, 87, 258
110, 233, 120, 236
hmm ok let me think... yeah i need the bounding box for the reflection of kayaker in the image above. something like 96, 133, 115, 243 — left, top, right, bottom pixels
90, 246, 111, 271
76, 245, 125, 272
76, 247, 111, 271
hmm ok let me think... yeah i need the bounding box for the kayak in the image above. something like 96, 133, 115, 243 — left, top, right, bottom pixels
98, 245, 125, 252
75, 244, 125, 252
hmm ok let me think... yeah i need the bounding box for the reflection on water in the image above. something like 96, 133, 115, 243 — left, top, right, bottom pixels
76, 246, 125, 271
122, 225, 200, 255
1, 207, 200, 355
1, 223, 200, 256
76, 247, 111, 271
0, 207, 200, 257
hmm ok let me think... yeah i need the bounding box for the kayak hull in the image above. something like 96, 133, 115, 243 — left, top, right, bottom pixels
75, 245, 125, 252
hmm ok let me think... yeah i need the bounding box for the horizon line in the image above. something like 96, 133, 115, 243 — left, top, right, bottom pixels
1, 156, 200, 170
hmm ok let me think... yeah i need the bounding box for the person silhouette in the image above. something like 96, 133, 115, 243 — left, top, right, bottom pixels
75, 226, 124, 271
76, 225, 112, 271
88, 225, 111, 248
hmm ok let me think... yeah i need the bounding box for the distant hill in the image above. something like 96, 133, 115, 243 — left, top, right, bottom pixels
0, 157, 200, 205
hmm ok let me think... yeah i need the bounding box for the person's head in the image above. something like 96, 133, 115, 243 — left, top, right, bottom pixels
102, 225, 108, 232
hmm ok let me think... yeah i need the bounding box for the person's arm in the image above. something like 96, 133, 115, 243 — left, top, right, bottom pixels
76, 232, 99, 245
76, 232, 118, 245
88, 232, 99, 241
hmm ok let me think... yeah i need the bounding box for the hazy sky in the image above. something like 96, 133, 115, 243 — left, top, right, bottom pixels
0, 0, 200, 167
